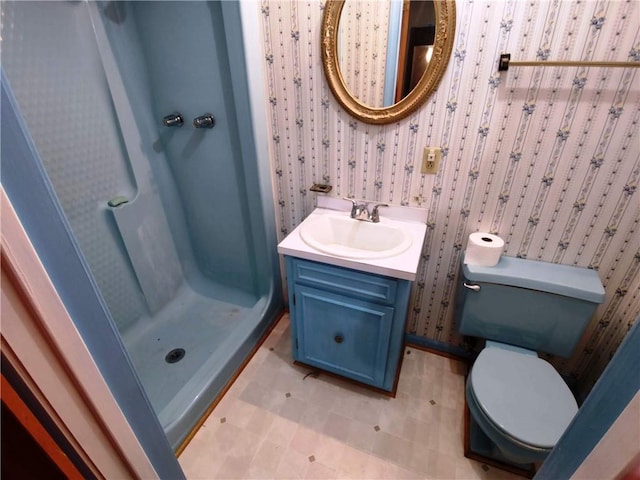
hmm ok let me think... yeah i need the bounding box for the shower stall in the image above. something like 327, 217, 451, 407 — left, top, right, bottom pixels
2, 1, 281, 450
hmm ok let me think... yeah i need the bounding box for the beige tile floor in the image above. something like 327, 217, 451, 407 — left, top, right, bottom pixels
178, 314, 521, 479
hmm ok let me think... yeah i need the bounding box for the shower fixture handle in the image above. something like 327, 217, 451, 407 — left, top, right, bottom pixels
162, 113, 184, 127
193, 114, 215, 129
369, 203, 389, 223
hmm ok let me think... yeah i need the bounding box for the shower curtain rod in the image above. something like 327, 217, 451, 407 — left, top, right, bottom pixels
498, 53, 640, 71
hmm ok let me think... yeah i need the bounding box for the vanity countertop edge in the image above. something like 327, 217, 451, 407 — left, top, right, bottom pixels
277, 203, 427, 282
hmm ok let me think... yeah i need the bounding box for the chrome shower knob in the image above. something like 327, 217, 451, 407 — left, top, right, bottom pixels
162, 113, 184, 127
193, 114, 215, 129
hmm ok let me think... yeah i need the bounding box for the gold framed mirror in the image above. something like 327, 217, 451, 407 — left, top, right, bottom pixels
321, 0, 456, 124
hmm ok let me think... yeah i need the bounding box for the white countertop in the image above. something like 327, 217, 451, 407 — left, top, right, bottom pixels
277, 199, 427, 281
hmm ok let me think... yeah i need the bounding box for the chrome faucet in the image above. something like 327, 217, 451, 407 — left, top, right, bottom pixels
162, 113, 184, 127
193, 113, 215, 129
343, 198, 388, 223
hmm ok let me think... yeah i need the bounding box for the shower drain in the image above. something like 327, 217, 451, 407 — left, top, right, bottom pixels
165, 348, 186, 364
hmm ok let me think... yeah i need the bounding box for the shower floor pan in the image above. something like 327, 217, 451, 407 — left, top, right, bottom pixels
122, 280, 268, 449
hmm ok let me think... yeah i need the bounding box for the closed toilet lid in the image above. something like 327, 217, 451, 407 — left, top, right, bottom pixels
470, 346, 578, 449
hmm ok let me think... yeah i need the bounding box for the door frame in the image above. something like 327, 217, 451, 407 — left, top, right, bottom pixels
1, 71, 185, 478
2, 188, 159, 479
535, 318, 639, 479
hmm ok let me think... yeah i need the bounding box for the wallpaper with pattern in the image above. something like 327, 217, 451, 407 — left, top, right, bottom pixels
338, 1, 390, 107
258, 0, 639, 395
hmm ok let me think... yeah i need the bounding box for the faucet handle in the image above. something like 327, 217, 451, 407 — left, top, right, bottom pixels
163, 113, 184, 127
369, 203, 389, 222
193, 113, 215, 129
342, 197, 359, 217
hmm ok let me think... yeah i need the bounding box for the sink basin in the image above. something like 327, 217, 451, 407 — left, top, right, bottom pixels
299, 214, 413, 259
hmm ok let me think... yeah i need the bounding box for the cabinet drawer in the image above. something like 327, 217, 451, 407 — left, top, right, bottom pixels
294, 285, 394, 387
290, 258, 398, 305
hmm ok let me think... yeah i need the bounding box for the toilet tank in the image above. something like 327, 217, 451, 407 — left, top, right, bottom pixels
454, 256, 605, 358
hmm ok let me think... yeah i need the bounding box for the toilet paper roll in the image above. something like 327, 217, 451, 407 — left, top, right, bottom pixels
464, 232, 504, 267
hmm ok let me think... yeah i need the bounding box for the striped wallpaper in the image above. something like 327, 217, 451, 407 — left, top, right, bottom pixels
258, 0, 639, 397
338, 0, 390, 107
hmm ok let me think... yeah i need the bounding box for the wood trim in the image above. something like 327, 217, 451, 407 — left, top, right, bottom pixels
1, 374, 85, 480
394, 0, 411, 103
405, 340, 472, 362
1, 188, 158, 479
1, 274, 108, 479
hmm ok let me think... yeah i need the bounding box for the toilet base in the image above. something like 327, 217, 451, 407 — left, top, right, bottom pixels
464, 403, 536, 479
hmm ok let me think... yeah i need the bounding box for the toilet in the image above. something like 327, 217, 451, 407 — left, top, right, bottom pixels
454, 256, 605, 466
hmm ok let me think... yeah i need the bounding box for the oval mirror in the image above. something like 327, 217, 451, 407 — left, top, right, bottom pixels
321, 0, 456, 124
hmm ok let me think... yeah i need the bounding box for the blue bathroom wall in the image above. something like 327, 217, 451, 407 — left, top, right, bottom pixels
125, 1, 259, 295
99, 1, 198, 284
220, 1, 282, 297
2, 1, 268, 331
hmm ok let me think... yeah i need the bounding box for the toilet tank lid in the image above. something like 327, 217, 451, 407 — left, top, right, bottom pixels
463, 256, 605, 304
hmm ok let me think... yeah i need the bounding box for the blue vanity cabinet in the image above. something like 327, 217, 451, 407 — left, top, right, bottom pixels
284, 256, 412, 393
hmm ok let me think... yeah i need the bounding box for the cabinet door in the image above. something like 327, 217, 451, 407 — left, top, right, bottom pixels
294, 285, 394, 387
